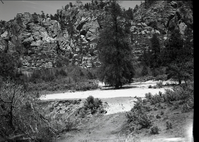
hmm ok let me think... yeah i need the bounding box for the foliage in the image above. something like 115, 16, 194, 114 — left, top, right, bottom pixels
0, 82, 55, 142
127, 82, 193, 134
141, 65, 148, 76
161, 28, 193, 84
149, 34, 161, 68
77, 96, 105, 118
166, 121, 172, 130
150, 94, 163, 105
145, 92, 152, 100
97, 0, 134, 88
156, 81, 163, 88
24, 65, 99, 92
166, 60, 193, 84
126, 97, 152, 130
146, 82, 194, 107
43, 100, 82, 134
0, 52, 17, 81
75, 81, 99, 91
150, 126, 160, 134
123, 7, 134, 20
83, 96, 105, 115
139, 49, 151, 67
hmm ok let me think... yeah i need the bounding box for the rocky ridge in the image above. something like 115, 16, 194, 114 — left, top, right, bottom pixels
130, 0, 193, 58
0, 1, 193, 71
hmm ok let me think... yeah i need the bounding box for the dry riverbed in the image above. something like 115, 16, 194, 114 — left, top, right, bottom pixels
39, 80, 193, 142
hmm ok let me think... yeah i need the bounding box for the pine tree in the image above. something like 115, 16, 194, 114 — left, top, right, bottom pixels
124, 8, 134, 20
162, 28, 193, 84
97, 0, 134, 88
149, 33, 161, 68
162, 29, 183, 65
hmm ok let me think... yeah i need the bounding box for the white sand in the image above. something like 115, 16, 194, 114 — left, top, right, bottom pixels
40, 87, 168, 100
40, 80, 174, 100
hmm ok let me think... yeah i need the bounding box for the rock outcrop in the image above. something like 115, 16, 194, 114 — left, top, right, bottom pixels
130, 0, 193, 58
0, 1, 193, 71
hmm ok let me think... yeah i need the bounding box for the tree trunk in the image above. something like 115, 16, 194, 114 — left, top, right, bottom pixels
178, 78, 181, 85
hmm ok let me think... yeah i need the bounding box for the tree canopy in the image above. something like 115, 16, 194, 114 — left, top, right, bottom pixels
97, 0, 134, 88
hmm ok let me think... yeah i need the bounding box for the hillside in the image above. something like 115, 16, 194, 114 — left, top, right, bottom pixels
0, 0, 193, 71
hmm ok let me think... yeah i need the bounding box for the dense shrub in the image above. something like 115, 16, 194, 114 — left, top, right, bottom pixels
76, 96, 106, 118
126, 109, 152, 130
126, 82, 193, 133
75, 80, 99, 91
24, 65, 100, 92
145, 92, 152, 99
146, 82, 193, 106
83, 96, 105, 115
126, 97, 152, 130
156, 81, 163, 88
0, 52, 16, 80
163, 83, 193, 104
150, 126, 160, 134
0, 82, 55, 142
150, 94, 163, 105
166, 121, 172, 130
141, 65, 149, 76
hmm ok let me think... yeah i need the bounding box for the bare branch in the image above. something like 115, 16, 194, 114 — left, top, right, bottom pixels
1, 0, 4, 4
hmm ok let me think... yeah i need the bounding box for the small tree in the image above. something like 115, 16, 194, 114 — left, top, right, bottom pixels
140, 49, 151, 67
141, 65, 148, 76
162, 29, 183, 65
97, 0, 134, 88
0, 52, 16, 80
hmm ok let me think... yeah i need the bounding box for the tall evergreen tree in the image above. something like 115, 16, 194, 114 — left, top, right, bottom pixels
149, 33, 161, 68
97, 0, 134, 88
162, 28, 193, 84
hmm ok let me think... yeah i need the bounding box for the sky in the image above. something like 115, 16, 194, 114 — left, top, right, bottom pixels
0, 0, 142, 21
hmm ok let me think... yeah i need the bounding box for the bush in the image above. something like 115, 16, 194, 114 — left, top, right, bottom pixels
56, 68, 68, 77
25, 65, 100, 92
145, 92, 152, 99
126, 97, 152, 130
0, 82, 55, 142
141, 65, 148, 76
75, 80, 99, 91
145, 92, 164, 105
150, 95, 163, 105
163, 83, 193, 104
156, 81, 163, 88
126, 110, 152, 130
166, 121, 172, 130
150, 126, 160, 134
82, 96, 105, 115
155, 74, 167, 81
0, 52, 16, 80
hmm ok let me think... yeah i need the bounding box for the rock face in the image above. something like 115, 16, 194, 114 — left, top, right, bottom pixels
0, 1, 193, 70
0, 5, 101, 70
130, 0, 193, 58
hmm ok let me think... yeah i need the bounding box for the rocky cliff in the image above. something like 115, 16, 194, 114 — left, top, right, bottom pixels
130, 0, 193, 58
0, 1, 193, 71
0, 5, 102, 71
